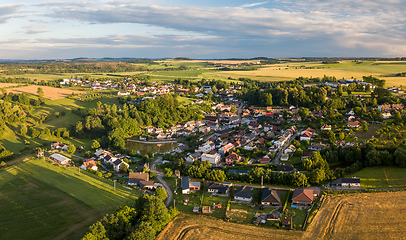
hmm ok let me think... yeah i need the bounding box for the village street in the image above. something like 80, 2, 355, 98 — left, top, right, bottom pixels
151, 156, 173, 207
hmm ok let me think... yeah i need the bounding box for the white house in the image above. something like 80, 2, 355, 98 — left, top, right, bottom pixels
112, 159, 129, 172
201, 153, 221, 166
300, 131, 312, 141
80, 160, 98, 171
196, 141, 215, 153
233, 186, 254, 202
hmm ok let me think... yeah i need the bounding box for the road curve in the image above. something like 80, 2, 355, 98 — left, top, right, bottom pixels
151, 157, 173, 207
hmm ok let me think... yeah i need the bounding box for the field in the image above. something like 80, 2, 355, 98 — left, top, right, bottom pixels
6, 85, 83, 100
0, 158, 138, 239
158, 191, 406, 240
350, 167, 406, 188
0, 83, 20, 87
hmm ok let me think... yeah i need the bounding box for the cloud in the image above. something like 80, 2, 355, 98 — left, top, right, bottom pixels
0, 4, 23, 23
240, 1, 269, 8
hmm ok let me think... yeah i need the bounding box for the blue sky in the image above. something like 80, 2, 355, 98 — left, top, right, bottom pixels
0, 0, 405, 59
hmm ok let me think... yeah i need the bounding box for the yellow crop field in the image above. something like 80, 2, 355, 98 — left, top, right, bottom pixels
158, 191, 406, 240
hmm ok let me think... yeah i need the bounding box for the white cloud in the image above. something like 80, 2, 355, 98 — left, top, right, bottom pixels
240, 1, 269, 8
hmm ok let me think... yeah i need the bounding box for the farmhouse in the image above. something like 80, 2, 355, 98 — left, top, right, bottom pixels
233, 186, 254, 202
49, 153, 71, 165
261, 188, 281, 206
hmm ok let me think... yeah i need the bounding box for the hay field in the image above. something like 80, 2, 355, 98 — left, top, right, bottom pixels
159, 191, 406, 240
6, 85, 82, 100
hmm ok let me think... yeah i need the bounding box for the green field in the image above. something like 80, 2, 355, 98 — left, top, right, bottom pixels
350, 167, 406, 188
0, 158, 138, 239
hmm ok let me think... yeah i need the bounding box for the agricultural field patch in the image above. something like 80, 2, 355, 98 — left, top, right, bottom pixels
0, 83, 21, 88
6, 85, 83, 100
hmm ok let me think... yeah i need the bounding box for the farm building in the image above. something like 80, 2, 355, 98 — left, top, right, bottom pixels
49, 153, 71, 165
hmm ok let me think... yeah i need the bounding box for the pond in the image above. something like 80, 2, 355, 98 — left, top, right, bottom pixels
126, 141, 178, 155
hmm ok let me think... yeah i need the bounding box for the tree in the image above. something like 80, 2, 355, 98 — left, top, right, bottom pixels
120, 163, 128, 173
92, 140, 101, 149
298, 107, 309, 119
67, 145, 76, 154
0, 161, 6, 167
37, 87, 45, 104
264, 92, 273, 106
164, 168, 173, 177
149, 171, 156, 178
20, 124, 28, 137
230, 105, 236, 113
82, 221, 108, 240
155, 187, 168, 201
394, 147, 406, 167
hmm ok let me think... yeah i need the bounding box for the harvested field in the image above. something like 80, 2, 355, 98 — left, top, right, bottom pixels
159, 191, 406, 240
6, 85, 82, 100
156, 213, 301, 240
0, 83, 20, 88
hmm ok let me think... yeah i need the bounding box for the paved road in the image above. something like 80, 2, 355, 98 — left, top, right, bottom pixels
151, 156, 173, 207
273, 130, 301, 164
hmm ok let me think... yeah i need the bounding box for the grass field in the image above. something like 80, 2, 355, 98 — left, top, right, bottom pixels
350, 167, 406, 188
158, 191, 406, 240
0, 158, 138, 239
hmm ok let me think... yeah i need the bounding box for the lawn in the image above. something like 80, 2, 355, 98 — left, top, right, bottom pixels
201, 190, 229, 218
178, 96, 195, 105
174, 187, 203, 214
350, 167, 406, 188
354, 124, 380, 140
0, 158, 139, 239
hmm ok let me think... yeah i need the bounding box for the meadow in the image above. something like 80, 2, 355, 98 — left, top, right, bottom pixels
0, 158, 138, 239
350, 167, 406, 188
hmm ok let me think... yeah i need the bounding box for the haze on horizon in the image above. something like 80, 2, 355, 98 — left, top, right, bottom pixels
1, 0, 405, 60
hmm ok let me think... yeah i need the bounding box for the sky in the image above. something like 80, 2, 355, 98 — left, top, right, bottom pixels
0, 0, 406, 59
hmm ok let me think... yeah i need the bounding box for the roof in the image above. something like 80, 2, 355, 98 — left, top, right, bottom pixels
83, 160, 96, 169
207, 182, 229, 193
234, 186, 253, 199
189, 181, 201, 188
129, 172, 149, 181
138, 180, 154, 188
181, 176, 190, 190
261, 188, 281, 204
49, 153, 70, 163
226, 152, 242, 161
332, 178, 360, 184
277, 164, 296, 172
292, 189, 315, 203
113, 159, 123, 166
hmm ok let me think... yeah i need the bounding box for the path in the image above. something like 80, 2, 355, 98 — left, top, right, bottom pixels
151, 156, 173, 207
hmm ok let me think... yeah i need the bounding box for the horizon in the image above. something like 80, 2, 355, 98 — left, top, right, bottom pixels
1, 0, 406, 59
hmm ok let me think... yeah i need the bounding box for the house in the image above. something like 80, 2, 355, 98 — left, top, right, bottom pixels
49, 153, 71, 165
233, 186, 254, 202
174, 143, 190, 153
346, 109, 355, 116
280, 154, 289, 161
347, 121, 361, 128
207, 182, 230, 194
186, 152, 202, 163
291, 189, 319, 206
308, 142, 328, 151
302, 152, 312, 159
117, 90, 130, 96
128, 172, 150, 186
197, 141, 215, 153
225, 152, 243, 166
244, 142, 257, 151
259, 155, 271, 163
201, 153, 221, 166
321, 124, 332, 131
50, 141, 68, 150
261, 188, 281, 206
248, 122, 261, 129
181, 176, 201, 194
382, 112, 392, 119
331, 178, 360, 188
274, 137, 286, 147
277, 164, 296, 172
112, 159, 129, 172
284, 145, 296, 155
219, 143, 235, 156
300, 131, 312, 141
80, 159, 98, 171
138, 180, 155, 189
282, 219, 291, 227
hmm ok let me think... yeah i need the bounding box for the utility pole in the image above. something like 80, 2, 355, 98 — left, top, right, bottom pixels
261, 175, 263, 187
114, 181, 116, 191
175, 178, 178, 188
174, 199, 176, 208
79, 167, 80, 176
